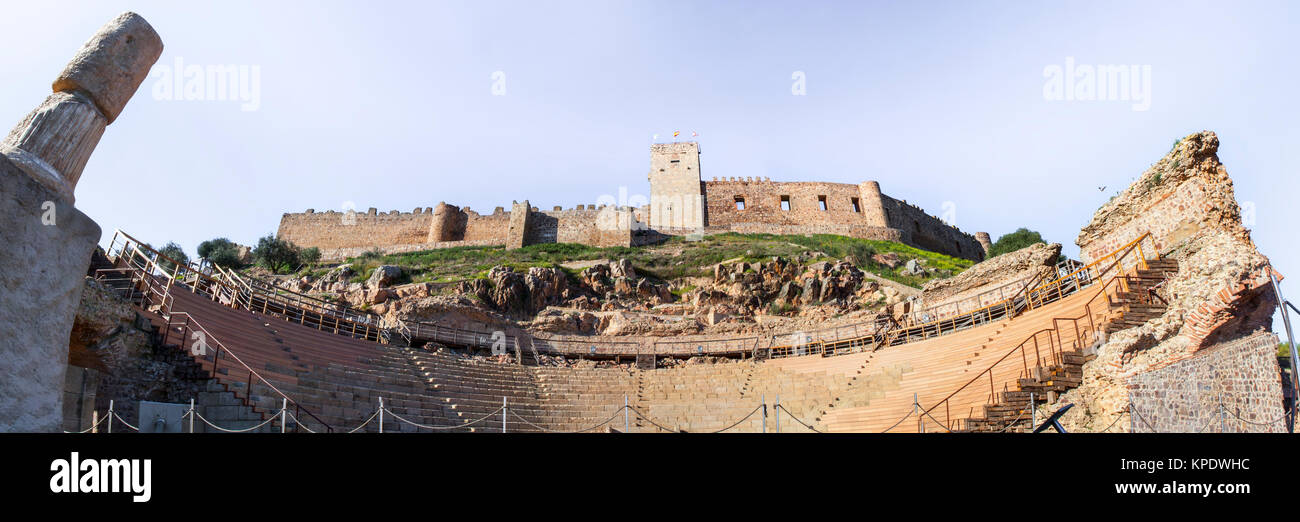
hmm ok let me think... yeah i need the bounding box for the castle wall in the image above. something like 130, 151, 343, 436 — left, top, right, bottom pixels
878, 194, 984, 260
698, 177, 983, 261
277, 208, 433, 250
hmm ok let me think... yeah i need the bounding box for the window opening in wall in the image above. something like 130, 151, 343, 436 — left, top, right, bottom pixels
780, 196, 790, 211
734, 197, 745, 211
851, 197, 861, 213
818, 195, 828, 211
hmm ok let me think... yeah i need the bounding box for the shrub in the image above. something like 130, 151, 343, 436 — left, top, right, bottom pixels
156, 242, 189, 273
987, 228, 1048, 258
253, 235, 302, 274
301, 247, 321, 265
197, 237, 244, 268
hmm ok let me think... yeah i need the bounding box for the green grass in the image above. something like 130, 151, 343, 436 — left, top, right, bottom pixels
283, 232, 976, 292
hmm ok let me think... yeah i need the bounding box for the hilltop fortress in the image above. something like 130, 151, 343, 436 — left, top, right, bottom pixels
278, 142, 991, 261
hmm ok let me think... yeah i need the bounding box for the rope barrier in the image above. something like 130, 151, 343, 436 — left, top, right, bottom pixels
381, 406, 504, 431
710, 405, 764, 433
880, 404, 917, 433
111, 412, 140, 432
627, 406, 681, 433
346, 409, 381, 434
1128, 405, 1158, 433
1099, 408, 1129, 433
775, 404, 822, 433
508, 407, 628, 433
188, 410, 279, 433
284, 410, 318, 433
62, 413, 111, 434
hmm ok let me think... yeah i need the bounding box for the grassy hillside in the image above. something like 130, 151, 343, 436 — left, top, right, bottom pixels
305, 232, 976, 290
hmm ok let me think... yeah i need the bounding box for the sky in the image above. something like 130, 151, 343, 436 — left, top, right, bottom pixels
1, 1, 1297, 294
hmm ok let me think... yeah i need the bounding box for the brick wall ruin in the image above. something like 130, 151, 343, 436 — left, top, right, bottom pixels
1127, 332, 1286, 433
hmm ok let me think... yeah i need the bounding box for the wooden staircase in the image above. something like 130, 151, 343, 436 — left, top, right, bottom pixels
959, 259, 1179, 432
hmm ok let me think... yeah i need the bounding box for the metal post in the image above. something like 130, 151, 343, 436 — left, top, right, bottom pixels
189, 399, 195, 434
281, 398, 287, 434
1030, 392, 1035, 432
775, 394, 781, 434
378, 397, 384, 433
624, 395, 629, 433
502, 396, 508, 434
107, 400, 114, 434
915, 393, 922, 434
1270, 272, 1300, 433
91, 410, 99, 434
761, 395, 767, 434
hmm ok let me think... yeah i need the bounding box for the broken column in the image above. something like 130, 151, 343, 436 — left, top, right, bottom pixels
0, 12, 162, 432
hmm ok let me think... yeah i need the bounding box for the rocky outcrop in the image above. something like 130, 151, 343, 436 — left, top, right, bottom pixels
918, 242, 1061, 308
1045, 131, 1277, 432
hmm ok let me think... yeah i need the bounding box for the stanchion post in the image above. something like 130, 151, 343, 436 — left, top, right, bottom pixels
502, 396, 508, 434
378, 397, 384, 434
281, 398, 287, 434
624, 395, 629, 433
189, 398, 195, 434
775, 394, 780, 434
762, 394, 767, 434
91, 410, 99, 434
1269, 272, 1300, 433
108, 400, 114, 434
1030, 392, 1035, 432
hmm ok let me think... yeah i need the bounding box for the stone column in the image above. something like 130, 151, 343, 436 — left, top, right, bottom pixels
505, 200, 533, 250
0, 12, 162, 432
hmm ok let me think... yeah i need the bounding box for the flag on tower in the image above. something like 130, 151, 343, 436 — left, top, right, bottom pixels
692, 131, 698, 138
673, 131, 680, 137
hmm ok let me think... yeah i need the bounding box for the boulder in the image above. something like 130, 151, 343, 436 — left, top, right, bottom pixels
367, 265, 402, 287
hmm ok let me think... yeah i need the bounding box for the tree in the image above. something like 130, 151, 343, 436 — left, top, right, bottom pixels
253, 235, 301, 274
987, 228, 1047, 258
197, 237, 245, 268
300, 247, 321, 265
156, 242, 189, 274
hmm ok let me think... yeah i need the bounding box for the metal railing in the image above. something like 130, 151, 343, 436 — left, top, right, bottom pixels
99, 230, 332, 432
918, 233, 1155, 432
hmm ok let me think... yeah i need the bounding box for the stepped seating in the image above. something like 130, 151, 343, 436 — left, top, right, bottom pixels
98, 228, 1172, 434
819, 284, 1106, 433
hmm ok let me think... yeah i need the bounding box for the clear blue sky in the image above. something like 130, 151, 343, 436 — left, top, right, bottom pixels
2, 1, 1295, 283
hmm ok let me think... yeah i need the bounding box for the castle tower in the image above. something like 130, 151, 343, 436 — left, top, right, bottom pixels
975, 232, 992, 257
648, 142, 704, 230
427, 201, 467, 242
857, 181, 890, 227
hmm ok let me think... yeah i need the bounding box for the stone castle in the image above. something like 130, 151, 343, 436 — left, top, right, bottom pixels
277, 142, 991, 261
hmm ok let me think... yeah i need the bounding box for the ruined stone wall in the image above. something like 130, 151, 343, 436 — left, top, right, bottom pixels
699, 177, 983, 261
1077, 131, 1250, 263
704, 179, 867, 229
277, 208, 433, 250
879, 194, 984, 261
463, 209, 511, 242
1127, 332, 1285, 433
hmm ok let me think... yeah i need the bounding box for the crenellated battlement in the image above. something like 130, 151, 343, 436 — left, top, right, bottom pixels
278, 141, 988, 261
